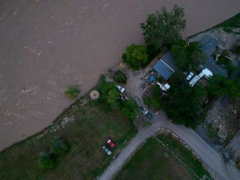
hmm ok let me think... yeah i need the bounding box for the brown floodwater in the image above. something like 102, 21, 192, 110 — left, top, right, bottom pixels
0, 0, 240, 151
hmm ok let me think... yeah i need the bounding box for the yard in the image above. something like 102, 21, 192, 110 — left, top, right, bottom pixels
0, 97, 137, 180
115, 134, 211, 180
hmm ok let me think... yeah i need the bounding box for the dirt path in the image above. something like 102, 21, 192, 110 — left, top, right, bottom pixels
98, 111, 240, 180
1, 0, 240, 151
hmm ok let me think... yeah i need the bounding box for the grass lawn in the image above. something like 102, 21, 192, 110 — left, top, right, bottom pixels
0, 98, 137, 180
115, 134, 211, 180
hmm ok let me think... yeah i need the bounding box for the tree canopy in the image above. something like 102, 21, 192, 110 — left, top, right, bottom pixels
50, 136, 69, 155
162, 71, 206, 129
98, 81, 119, 108
38, 151, 55, 170
207, 75, 240, 98
122, 44, 148, 70
114, 70, 127, 84
140, 5, 186, 49
170, 40, 206, 70
122, 98, 140, 121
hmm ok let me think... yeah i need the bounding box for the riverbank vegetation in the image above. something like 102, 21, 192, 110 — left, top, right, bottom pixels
0, 86, 137, 179
123, 5, 186, 71
141, 5, 186, 49
64, 86, 80, 99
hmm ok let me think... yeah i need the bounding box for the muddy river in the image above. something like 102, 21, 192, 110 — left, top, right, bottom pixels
0, 0, 240, 151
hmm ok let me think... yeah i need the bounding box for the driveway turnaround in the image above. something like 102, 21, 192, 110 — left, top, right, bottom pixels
98, 110, 240, 180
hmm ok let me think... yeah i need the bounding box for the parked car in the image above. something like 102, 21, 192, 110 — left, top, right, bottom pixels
140, 107, 153, 120
146, 112, 153, 120
107, 139, 115, 148
102, 145, 112, 155
140, 106, 148, 115
116, 85, 125, 93
186, 72, 194, 81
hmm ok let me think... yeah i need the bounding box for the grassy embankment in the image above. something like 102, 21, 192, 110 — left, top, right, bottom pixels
115, 134, 212, 180
188, 13, 240, 39
0, 96, 137, 179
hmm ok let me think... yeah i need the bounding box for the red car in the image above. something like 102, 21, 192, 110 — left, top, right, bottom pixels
107, 139, 115, 148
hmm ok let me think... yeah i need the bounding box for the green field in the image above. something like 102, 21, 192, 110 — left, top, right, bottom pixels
115, 134, 211, 180
0, 98, 137, 180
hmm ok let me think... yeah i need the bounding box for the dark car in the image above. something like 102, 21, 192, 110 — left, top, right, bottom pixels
140, 107, 153, 120
146, 112, 153, 120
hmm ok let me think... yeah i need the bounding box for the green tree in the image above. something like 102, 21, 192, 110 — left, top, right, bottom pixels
38, 151, 55, 170
162, 71, 206, 129
207, 75, 240, 98
114, 70, 127, 84
98, 80, 120, 108
141, 5, 186, 49
171, 40, 206, 70
107, 89, 119, 104
64, 86, 80, 99
122, 44, 148, 70
122, 98, 140, 121
50, 136, 69, 155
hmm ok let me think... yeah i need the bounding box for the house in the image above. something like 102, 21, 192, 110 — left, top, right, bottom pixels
153, 52, 177, 80
198, 35, 228, 77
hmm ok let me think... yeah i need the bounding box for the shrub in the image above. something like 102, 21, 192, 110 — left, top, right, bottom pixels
114, 70, 127, 84
152, 97, 161, 109
143, 97, 151, 107
50, 136, 69, 155
233, 45, 240, 54
222, 49, 229, 57
122, 98, 140, 121
64, 86, 80, 99
38, 151, 55, 170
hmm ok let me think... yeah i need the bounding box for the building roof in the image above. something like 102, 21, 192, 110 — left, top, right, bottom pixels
198, 35, 228, 77
153, 60, 175, 80
199, 36, 219, 56
160, 51, 178, 71
202, 56, 228, 77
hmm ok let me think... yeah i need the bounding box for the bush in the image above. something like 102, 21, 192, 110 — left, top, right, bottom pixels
114, 70, 127, 84
233, 45, 240, 54
38, 151, 55, 170
217, 56, 231, 66
143, 97, 151, 107
64, 86, 80, 99
152, 97, 161, 109
122, 98, 140, 121
222, 49, 229, 57
50, 136, 69, 155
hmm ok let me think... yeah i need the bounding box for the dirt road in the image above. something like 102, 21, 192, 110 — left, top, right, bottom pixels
1, 0, 240, 151
99, 111, 240, 180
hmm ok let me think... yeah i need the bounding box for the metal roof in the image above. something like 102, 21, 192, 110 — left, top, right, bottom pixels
199, 35, 228, 77
153, 60, 175, 80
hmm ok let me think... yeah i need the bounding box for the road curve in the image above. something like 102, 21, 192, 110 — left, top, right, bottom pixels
98, 110, 240, 180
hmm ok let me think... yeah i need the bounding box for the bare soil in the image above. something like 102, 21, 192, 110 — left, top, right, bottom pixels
1, 0, 240, 151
